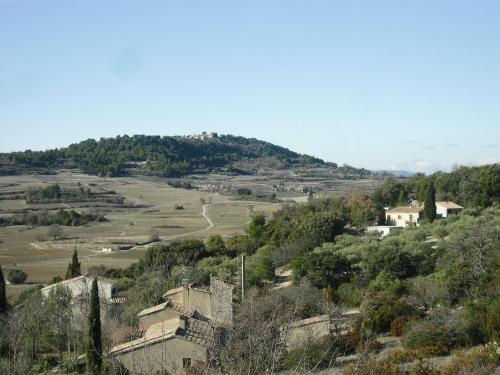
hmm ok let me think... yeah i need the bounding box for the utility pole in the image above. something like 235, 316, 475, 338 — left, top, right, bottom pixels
241, 254, 246, 300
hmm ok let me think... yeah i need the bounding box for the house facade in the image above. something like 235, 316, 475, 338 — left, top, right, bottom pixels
110, 277, 234, 375
385, 206, 424, 227
436, 201, 463, 218
41, 275, 115, 302
385, 201, 463, 227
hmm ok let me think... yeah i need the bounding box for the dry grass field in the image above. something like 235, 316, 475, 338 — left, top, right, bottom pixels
0, 171, 380, 299
0, 172, 279, 292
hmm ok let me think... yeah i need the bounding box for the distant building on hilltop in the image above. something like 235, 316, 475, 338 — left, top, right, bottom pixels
184, 132, 218, 141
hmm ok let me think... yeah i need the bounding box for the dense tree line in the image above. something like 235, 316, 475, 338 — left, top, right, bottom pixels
0, 134, 331, 177
25, 184, 123, 204
0, 209, 105, 227
373, 164, 499, 209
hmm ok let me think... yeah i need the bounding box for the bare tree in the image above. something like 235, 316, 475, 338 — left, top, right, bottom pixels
213, 282, 346, 375
46, 286, 74, 361
47, 224, 63, 241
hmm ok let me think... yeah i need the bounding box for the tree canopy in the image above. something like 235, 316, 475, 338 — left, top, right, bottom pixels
0, 134, 331, 177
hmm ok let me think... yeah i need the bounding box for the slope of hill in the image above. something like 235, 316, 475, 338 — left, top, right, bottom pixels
0, 134, 335, 177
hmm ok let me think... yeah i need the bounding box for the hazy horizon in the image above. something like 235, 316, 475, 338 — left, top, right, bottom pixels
1, 0, 499, 173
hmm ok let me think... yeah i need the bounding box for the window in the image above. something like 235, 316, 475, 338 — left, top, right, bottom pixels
397, 215, 402, 220
183, 358, 191, 368
409, 214, 413, 220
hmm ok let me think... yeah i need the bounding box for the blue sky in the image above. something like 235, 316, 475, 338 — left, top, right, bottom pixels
1, 0, 499, 173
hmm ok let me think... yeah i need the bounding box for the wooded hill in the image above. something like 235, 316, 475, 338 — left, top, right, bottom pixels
0, 134, 336, 177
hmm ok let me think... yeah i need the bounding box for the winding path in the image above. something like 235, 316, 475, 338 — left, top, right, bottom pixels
25, 204, 216, 265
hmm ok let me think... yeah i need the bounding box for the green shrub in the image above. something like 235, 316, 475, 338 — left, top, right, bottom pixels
411, 360, 440, 375
337, 278, 364, 307
465, 296, 500, 343
440, 343, 500, 375
341, 358, 400, 375
361, 292, 417, 335
7, 269, 27, 284
402, 311, 469, 354
114, 278, 134, 292
283, 334, 355, 370
390, 316, 414, 337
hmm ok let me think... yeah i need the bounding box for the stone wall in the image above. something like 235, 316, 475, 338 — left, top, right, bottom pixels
209, 277, 233, 325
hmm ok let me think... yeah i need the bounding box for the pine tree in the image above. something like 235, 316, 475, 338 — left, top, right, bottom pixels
0, 264, 7, 313
86, 279, 102, 375
423, 182, 437, 223
65, 248, 81, 280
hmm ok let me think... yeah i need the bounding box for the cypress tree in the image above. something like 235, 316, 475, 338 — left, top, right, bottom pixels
86, 278, 102, 374
0, 264, 7, 313
423, 182, 437, 223
65, 248, 81, 280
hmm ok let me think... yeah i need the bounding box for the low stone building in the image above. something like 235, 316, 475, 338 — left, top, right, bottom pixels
285, 315, 331, 348
110, 277, 233, 374
41, 275, 115, 302
284, 309, 360, 349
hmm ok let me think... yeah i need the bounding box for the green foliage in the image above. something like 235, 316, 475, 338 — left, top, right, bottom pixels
65, 248, 81, 280
292, 246, 353, 289
346, 192, 378, 227
191, 256, 237, 285
365, 238, 418, 281
1, 134, 328, 176
237, 187, 252, 196
440, 342, 500, 375
24, 183, 123, 204
283, 334, 356, 371
423, 182, 436, 223
140, 239, 208, 276
374, 164, 499, 209
225, 234, 258, 256
246, 246, 275, 286
206, 234, 226, 256
402, 310, 470, 354
246, 214, 266, 241
373, 178, 410, 207
289, 212, 344, 252
0, 208, 105, 227
465, 295, 500, 343
86, 279, 102, 375
7, 269, 27, 284
264, 197, 348, 250
0, 265, 7, 313
361, 292, 417, 335
337, 276, 365, 307
16, 285, 43, 306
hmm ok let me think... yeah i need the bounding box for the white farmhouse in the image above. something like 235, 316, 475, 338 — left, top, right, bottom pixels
436, 201, 463, 218
385, 201, 463, 228
385, 206, 424, 227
